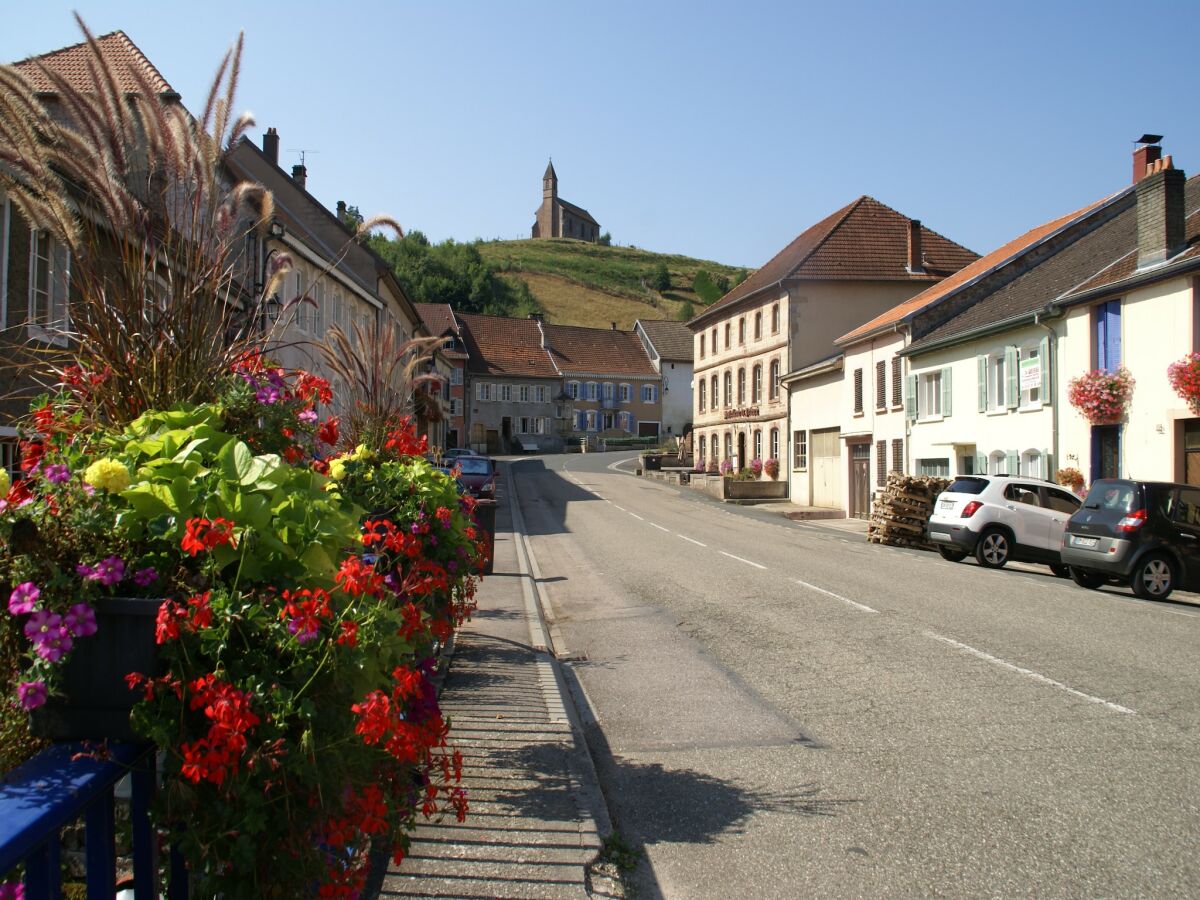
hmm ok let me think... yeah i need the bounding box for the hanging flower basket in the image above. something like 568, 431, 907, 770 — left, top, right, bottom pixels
1067, 366, 1134, 425
1167, 353, 1200, 416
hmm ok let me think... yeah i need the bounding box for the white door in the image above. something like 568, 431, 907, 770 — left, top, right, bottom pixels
811, 428, 841, 508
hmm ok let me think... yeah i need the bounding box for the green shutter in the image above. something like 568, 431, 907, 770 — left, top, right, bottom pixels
1039, 336, 1051, 406
975, 452, 987, 475
940, 367, 953, 418
1005, 346, 1018, 410
1043, 449, 1053, 482
977, 356, 987, 412
906, 375, 917, 420
1007, 450, 1019, 476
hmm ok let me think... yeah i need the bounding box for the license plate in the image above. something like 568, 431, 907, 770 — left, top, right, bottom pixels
930, 531, 951, 542
939, 500, 954, 510
1071, 535, 1099, 548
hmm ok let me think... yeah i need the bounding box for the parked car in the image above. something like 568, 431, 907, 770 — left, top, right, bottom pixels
450, 455, 497, 498
927, 475, 1082, 574
442, 448, 476, 460
1061, 478, 1200, 601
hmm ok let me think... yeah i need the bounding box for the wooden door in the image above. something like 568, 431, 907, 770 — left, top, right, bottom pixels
850, 442, 871, 519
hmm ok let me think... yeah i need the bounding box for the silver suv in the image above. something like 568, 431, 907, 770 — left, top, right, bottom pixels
927, 475, 1082, 574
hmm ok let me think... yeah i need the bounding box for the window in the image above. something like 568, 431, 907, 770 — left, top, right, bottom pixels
603, 412, 615, 430
450, 368, 463, 386
641, 384, 657, 403
724, 433, 732, 460
876, 362, 887, 412
770, 428, 779, 461
1020, 449, 1043, 479
711, 375, 719, 410
793, 430, 808, 470
567, 381, 579, 399
586, 411, 597, 431
1019, 345, 1044, 407
699, 435, 707, 461
698, 379, 706, 413
984, 352, 1008, 411
917, 458, 950, 477
752, 365, 762, 403
618, 383, 630, 403
700, 334, 706, 357
917, 370, 944, 419
754, 312, 762, 340
519, 385, 530, 403
0, 440, 18, 480
1094, 299, 1121, 372
723, 371, 732, 407
29, 229, 70, 341
476, 382, 491, 402
499, 384, 513, 402
603, 382, 615, 401
891, 358, 902, 408
312, 280, 325, 335
853, 368, 864, 414
737, 368, 746, 405
449, 398, 461, 417
585, 382, 598, 401
1004, 484, 1042, 507
0, 193, 9, 329
724, 323, 731, 348
769, 360, 780, 400
535, 385, 547, 403
738, 318, 746, 344
771, 304, 780, 333
891, 438, 903, 476
876, 440, 887, 487
754, 430, 762, 460
711, 328, 717, 353
1046, 488, 1081, 514
518, 417, 529, 434
989, 450, 1008, 475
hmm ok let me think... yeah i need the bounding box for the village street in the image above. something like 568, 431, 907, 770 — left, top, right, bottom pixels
509, 452, 1200, 898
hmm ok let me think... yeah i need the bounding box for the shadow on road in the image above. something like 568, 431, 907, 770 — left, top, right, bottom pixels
506, 458, 599, 537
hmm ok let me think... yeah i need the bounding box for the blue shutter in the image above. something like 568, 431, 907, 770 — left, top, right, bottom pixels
1104, 301, 1121, 372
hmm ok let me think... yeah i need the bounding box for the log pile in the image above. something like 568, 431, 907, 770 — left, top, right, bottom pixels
867, 474, 950, 549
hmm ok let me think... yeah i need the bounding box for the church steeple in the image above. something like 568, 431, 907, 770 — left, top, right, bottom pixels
543, 159, 557, 201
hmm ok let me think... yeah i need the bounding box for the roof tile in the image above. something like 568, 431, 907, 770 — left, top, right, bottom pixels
636, 319, 694, 361
11, 31, 174, 95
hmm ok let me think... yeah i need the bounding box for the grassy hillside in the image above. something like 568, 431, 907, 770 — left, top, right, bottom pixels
477, 238, 748, 330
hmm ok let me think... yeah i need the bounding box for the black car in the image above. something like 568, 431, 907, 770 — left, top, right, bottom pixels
1061, 478, 1200, 601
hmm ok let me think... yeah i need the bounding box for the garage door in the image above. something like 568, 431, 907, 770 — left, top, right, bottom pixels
811, 428, 841, 508
638, 421, 660, 439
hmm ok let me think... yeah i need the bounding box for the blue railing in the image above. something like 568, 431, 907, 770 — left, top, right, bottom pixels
0, 742, 186, 898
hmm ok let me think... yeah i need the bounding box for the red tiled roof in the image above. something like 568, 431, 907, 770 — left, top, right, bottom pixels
456, 313, 560, 378
837, 195, 1113, 345
11, 31, 174, 95
690, 196, 978, 327
542, 324, 657, 377
415, 303, 459, 337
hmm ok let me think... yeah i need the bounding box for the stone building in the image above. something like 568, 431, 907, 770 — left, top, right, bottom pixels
531, 161, 600, 241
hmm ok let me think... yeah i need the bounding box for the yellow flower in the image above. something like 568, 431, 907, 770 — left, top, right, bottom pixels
84, 459, 131, 493
350, 444, 372, 462
328, 456, 348, 481
0, 468, 9, 497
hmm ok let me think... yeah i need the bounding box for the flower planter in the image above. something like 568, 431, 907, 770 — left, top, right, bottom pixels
720, 479, 788, 501
30, 596, 165, 742
640, 455, 663, 471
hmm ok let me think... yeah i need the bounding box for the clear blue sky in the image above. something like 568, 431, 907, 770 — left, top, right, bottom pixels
5, 1, 1199, 268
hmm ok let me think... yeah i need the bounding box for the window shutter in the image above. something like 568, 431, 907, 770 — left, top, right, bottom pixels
853, 368, 863, 414
905, 375, 917, 420
1104, 301, 1121, 372
1005, 346, 1018, 410
1043, 449, 1053, 482
1006, 450, 1018, 476
977, 356, 987, 412
891, 357, 902, 407
891, 438, 904, 475
975, 452, 987, 475
876, 362, 886, 410
629, 414, 637, 433
876, 440, 887, 486
1039, 336, 1051, 405
940, 367, 953, 418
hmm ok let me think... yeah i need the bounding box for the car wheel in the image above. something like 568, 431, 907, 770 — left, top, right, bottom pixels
975, 529, 1010, 569
1070, 568, 1106, 590
938, 546, 968, 563
1049, 563, 1071, 579
1130, 554, 1174, 601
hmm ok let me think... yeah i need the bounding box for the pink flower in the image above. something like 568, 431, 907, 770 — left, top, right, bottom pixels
7, 582, 40, 615
25, 611, 73, 662
64, 602, 98, 637
133, 567, 158, 587
16, 681, 46, 711
44, 463, 70, 484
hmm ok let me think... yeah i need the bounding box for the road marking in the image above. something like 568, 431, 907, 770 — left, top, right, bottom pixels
925, 632, 1136, 715
613, 505, 626, 512
608, 456, 639, 473
720, 551, 767, 569
794, 579, 878, 613
650, 523, 670, 532
677, 534, 706, 547
629, 513, 644, 521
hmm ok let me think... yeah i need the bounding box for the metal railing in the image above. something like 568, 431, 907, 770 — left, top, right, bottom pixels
0, 742, 187, 898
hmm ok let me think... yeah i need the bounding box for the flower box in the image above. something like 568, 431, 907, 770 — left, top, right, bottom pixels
1067, 367, 1134, 425
720, 479, 788, 501
30, 596, 165, 742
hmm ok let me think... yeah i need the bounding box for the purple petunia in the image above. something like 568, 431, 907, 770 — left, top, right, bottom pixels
7, 582, 40, 615
43, 464, 70, 484
255, 385, 281, 405
132, 567, 158, 587
24, 611, 72, 663
16, 681, 47, 711
94, 556, 125, 587
297, 408, 318, 424
287, 618, 319, 644
64, 602, 97, 638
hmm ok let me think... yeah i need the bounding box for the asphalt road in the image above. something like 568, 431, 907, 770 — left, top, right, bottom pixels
506, 451, 1200, 899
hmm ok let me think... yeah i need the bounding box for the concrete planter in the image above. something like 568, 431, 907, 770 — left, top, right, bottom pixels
721, 478, 788, 501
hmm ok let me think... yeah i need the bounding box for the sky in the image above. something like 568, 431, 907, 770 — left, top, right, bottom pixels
4, 1, 1199, 269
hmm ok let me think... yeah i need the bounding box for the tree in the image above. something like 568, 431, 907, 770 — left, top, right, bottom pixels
692, 269, 723, 304
598, 231, 612, 246
678, 300, 695, 321
651, 262, 671, 292
339, 203, 364, 232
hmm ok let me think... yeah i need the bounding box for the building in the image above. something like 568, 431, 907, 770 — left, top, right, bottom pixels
416, 304, 469, 449
531, 161, 601, 241
691, 195, 978, 480
634, 319, 694, 439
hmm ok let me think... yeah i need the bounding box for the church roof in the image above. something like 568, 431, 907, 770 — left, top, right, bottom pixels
544, 159, 557, 181
11, 30, 175, 95
558, 198, 599, 227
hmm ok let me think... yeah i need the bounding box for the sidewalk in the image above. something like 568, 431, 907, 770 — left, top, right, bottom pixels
381, 488, 620, 899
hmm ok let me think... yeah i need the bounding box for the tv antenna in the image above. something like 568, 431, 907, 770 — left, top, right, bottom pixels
287, 149, 320, 166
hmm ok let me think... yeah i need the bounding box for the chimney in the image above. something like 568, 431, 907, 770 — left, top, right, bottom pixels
906, 219, 924, 274
611, 321, 617, 330
263, 127, 279, 166
1136, 155, 1186, 269
1133, 139, 1162, 184
292, 164, 307, 191
336, 200, 347, 221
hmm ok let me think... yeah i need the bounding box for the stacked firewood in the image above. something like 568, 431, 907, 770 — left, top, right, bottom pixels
867, 474, 950, 549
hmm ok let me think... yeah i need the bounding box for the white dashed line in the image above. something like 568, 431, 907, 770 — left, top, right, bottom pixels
925, 631, 1136, 715
793, 579, 878, 613
720, 551, 767, 570
650, 523, 670, 532
629, 513, 644, 521
614, 505, 626, 512
677, 534, 707, 547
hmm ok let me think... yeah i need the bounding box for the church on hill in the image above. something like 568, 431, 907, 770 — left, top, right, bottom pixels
531, 160, 601, 241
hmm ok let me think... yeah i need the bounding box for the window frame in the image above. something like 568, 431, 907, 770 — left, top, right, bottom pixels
754, 312, 762, 340
793, 430, 808, 470
698, 378, 707, 413
28, 228, 71, 346
771, 304, 780, 334
769, 359, 781, 400
770, 428, 779, 461
918, 370, 943, 420
737, 368, 746, 405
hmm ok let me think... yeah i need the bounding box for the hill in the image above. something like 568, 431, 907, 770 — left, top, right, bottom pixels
477, 238, 748, 330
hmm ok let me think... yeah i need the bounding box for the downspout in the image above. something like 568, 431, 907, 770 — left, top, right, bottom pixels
1034, 307, 1061, 477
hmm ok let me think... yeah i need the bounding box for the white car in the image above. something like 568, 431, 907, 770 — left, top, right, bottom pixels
926, 475, 1082, 574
